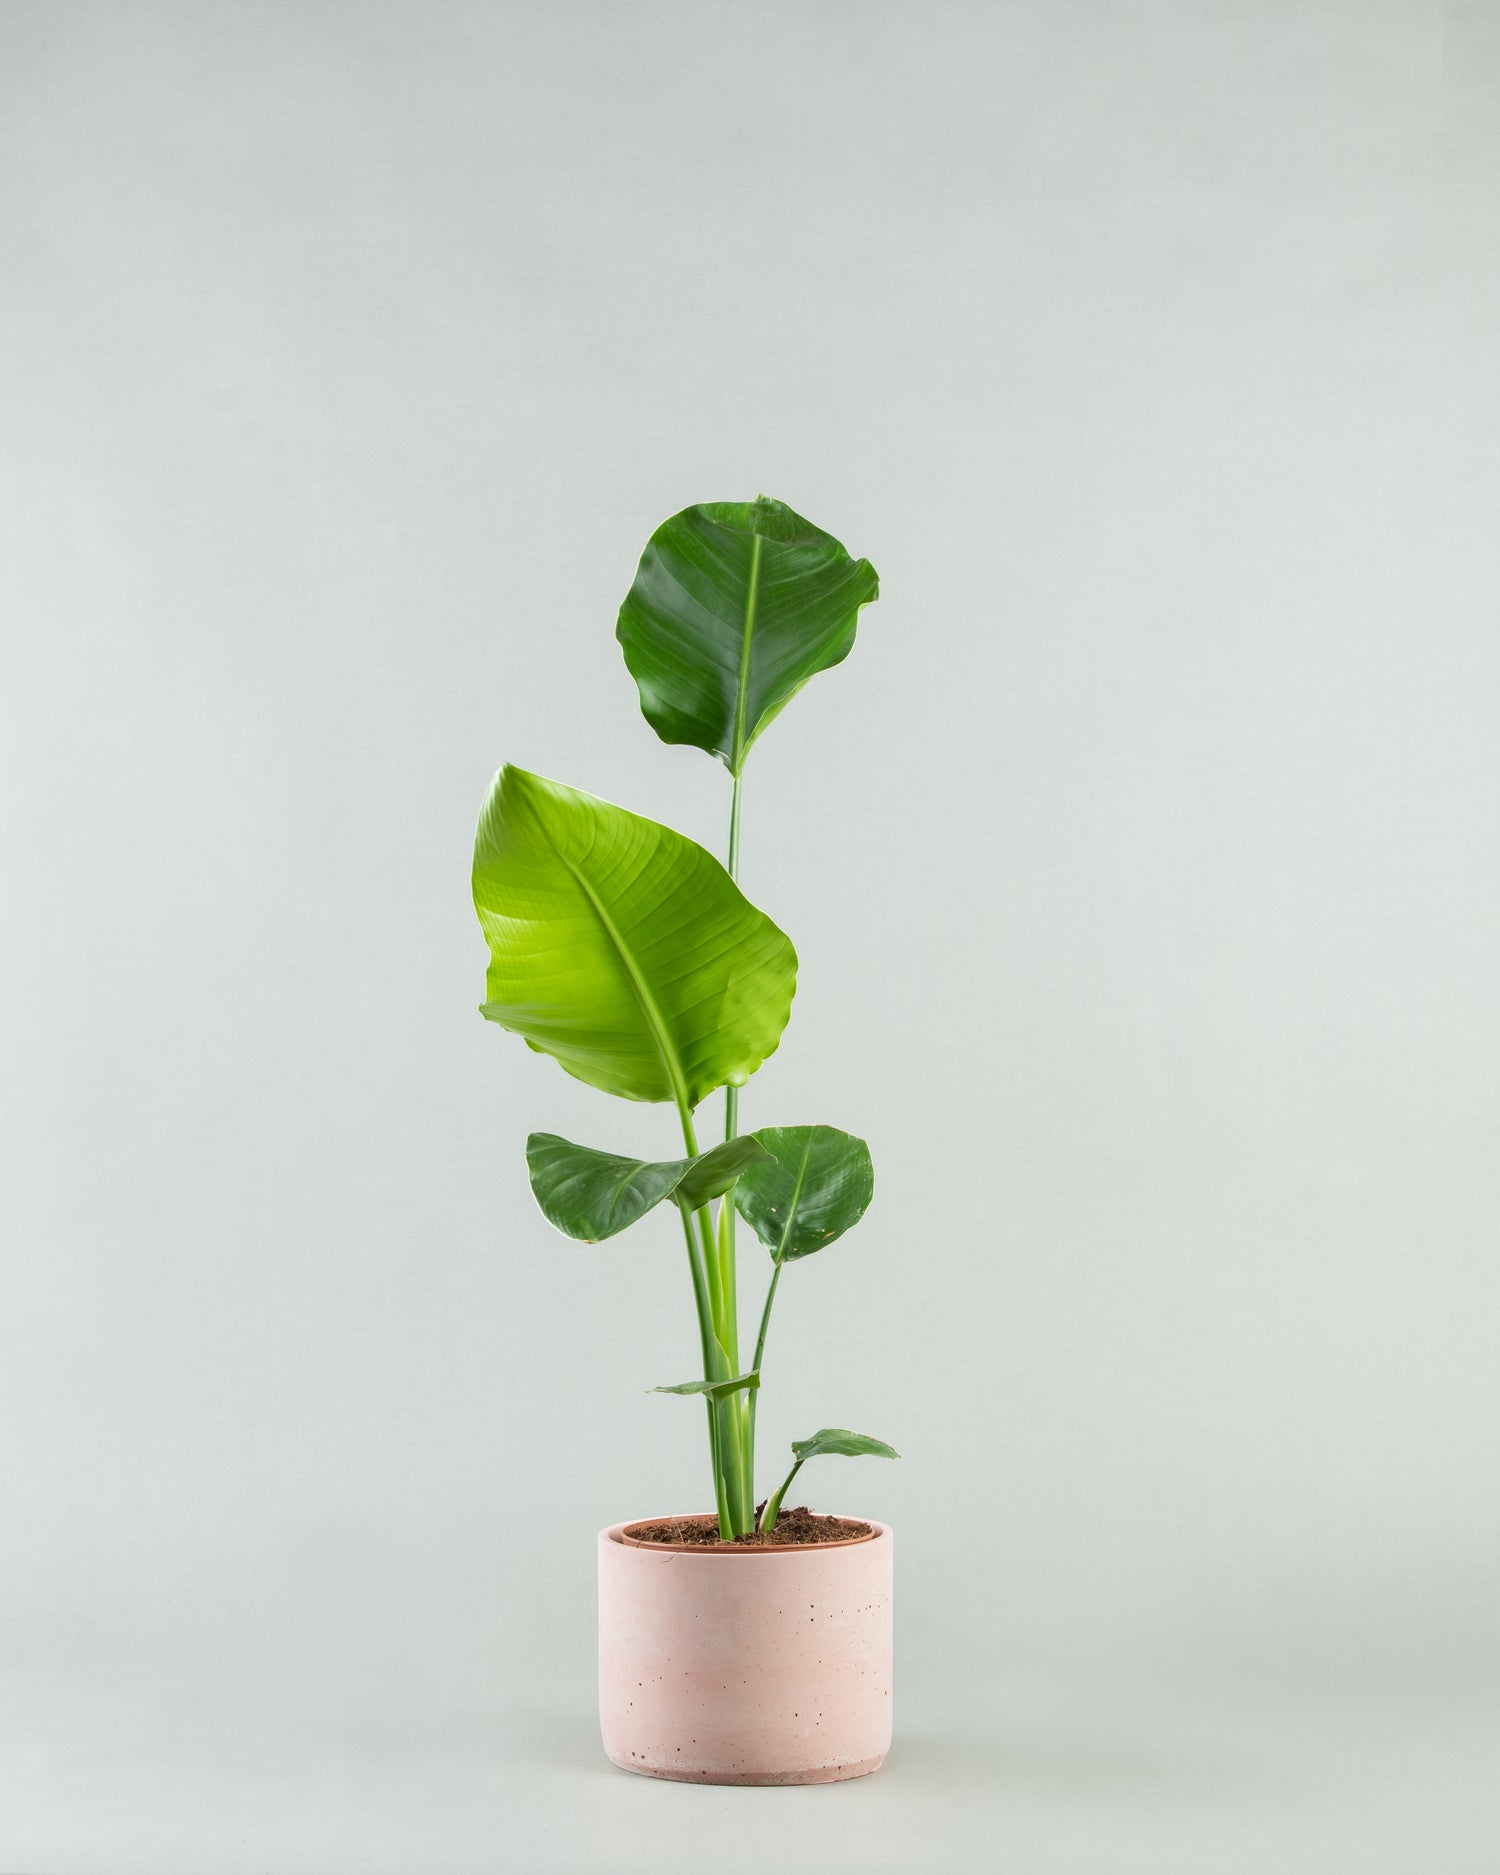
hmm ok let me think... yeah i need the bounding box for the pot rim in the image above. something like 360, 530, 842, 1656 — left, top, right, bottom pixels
608, 1514, 890, 1555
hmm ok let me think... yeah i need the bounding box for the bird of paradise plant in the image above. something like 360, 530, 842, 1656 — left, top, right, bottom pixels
472, 498, 897, 1537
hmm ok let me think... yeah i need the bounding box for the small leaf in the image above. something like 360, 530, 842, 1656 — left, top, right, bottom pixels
733, 1125, 874, 1262
790, 1427, 899, 1463
760, 1422, 899, 1531
674, 1135, 774, 1210
617, 497, 879, 776
527, 1132, 773, 1242
651, 1372, 761, 1401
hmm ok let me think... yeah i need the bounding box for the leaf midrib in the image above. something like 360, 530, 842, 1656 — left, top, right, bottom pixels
773, 1134, 815, 1261
729, 528, 764, 774
536, 810, 695, 1114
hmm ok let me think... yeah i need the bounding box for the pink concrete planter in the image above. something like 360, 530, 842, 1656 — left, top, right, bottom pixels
598, 1517, 893, 1785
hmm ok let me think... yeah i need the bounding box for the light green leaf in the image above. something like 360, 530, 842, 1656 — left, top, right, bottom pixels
473, 766, 796, 1106
526, 1132, 774, 1242
651, 1372, 761, 1400
733, 1125, 874, 1262
790, 1428, 899, 1464
617, 496, 879, 775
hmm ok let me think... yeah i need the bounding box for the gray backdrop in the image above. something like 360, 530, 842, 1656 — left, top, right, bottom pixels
2, 3, 1496, 1870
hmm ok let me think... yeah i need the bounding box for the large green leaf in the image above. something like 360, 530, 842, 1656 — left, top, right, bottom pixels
526, 1132, 773, 1242
473, 767, 796, 1106
616, 496, 879, 774
733, 1125, 874, 1262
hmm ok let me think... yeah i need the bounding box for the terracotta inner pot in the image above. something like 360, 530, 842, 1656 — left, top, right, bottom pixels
618, 1512, 877, 1553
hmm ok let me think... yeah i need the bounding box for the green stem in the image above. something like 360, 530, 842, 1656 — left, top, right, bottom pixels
708, 1392, 731, 1534
759, 1455, 803, 1534
722, 766, 744, 1289
676, 1200, 732, 1539
676, 1199, 719, 1377
715, 1198, 751, 1531
727, 767, 744, 887
745, 1259, 781, 1486
717, 1385, 751, 1536
674, 1098, 746, 1537
750, 1258, 781, 1376
676, 1104, 722, 1335
713, 1183, 739, 1363
709, 1199, 748, 1532
716, 763, 753, 1531
677, 1100, 701, 1159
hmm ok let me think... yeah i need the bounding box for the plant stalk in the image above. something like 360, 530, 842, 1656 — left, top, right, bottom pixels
759, 1455, 803, 1534
707, 1388, 732, 1534
675, 1096, 752, 1535
719, 761, 753, 1530
746, 1253, 783, 1465
675, 1200, 733, 1538
709, 527, 758, 1538
715, 1199, 753, 1532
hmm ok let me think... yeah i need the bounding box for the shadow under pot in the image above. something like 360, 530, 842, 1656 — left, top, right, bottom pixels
597, 1516, 894, 1786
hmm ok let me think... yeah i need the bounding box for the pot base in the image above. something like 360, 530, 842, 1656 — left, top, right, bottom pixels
607, 1749, 887, 1786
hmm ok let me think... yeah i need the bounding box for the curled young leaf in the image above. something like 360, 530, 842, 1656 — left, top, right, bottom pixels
733, 1125, 874, 1262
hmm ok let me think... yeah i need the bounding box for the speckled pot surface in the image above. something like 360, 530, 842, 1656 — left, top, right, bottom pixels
598, 1517, 893, 1786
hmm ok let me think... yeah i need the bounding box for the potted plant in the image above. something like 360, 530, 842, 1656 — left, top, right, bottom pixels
471, 497, 898, 1785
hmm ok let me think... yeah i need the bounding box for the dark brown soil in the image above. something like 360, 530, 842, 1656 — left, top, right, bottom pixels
624, 1506, 873, 1549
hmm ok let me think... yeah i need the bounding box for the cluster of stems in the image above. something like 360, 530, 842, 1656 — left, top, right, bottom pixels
674, 766, 785, 1538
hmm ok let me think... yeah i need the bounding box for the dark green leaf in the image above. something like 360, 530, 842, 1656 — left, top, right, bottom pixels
673, 1135, 775, 1210
733, 1125, 874, 1262
526, 1132, 775, 1242
790, 1428, 899, 1463
473, 766, 796, 1106
617, 497, 879, 775
652, 1372, 761, 1400
526, 1134, 691, 1242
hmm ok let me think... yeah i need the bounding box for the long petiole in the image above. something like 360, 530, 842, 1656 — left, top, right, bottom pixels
676, 1201, 732, 1538
678, 1095, 727, 1335
707, 1389, 731, 1535
719, 763, 752, 1526
727, 765, 744, 881
675, 1097, 751, 1535
750, 1259, 782, 1376
714, 1197, 753, 1533
744, 1259, 781, 1478
713, 1190, 739, 1366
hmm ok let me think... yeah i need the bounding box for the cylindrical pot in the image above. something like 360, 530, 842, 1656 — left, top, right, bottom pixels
597, 1516, 893, 1786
